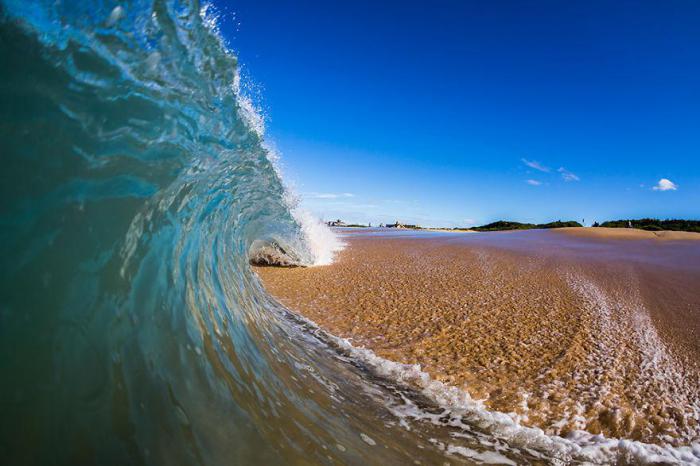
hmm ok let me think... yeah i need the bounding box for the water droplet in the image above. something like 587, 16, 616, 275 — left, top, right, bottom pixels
107, 6, 125, 27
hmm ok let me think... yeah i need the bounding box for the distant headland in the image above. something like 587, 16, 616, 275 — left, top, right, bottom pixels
471, 220, 582, 231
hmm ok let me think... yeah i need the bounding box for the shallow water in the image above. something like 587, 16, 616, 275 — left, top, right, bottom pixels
1, 1, 699, 464
259, 230, 700, 448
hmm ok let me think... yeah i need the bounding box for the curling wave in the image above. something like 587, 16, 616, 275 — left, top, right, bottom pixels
0, 1, 698, 465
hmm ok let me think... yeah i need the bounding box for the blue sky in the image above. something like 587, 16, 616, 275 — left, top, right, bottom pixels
217, 0, 699, 227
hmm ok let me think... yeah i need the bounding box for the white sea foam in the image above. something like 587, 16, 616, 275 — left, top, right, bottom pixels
291, 208, 344, 266
565, 273, 700, 445
340, 337, 699, 464
257, 141, 343, 267
288, 311, 700, 465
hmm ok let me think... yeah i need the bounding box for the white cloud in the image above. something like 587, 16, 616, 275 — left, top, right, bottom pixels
652, 178, 678, 191
305, 192, 355, 199
558, 167, 580, 182
526, 179, 542, 186
521, 158, 550, 172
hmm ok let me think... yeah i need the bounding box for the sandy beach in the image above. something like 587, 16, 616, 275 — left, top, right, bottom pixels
255, 230, 700, 446
557, 226, 700, 241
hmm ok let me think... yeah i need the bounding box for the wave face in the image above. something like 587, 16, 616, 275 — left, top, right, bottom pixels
1, 1, 698, 465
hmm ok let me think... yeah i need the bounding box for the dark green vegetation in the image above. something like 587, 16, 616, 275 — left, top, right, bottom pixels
597, 219, 700, 233
471, 220, 583, 232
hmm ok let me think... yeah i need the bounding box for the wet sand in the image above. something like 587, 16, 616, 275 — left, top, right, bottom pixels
255, 230, 700, 446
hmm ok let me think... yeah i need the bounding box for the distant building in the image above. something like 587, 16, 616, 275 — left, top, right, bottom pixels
327, 219, 347, 227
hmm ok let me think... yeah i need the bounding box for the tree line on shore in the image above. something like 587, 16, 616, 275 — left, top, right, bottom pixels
594, 218, 700, 232
330, 218, 700, 233
471, 218, 699, 232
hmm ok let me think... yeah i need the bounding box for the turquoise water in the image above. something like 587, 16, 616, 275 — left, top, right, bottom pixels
1, 1, 698, 464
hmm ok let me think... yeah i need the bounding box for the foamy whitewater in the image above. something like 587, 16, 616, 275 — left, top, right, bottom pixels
0, 1, 698, 464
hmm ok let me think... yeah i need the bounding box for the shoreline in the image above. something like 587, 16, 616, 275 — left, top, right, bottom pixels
255, 231, 700, 446
339, 225, 700, 240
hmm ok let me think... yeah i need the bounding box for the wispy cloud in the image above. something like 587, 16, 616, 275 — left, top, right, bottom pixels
652, 178, 678, 191
526, 179, 542, 186
558, 167, 580, 182
305, 192, 355, 199
521, 158, 550, 173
